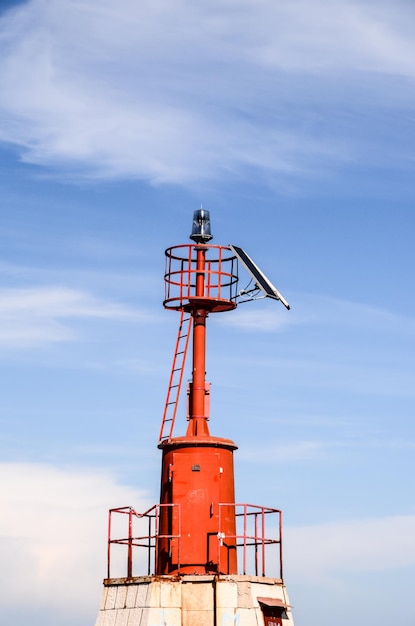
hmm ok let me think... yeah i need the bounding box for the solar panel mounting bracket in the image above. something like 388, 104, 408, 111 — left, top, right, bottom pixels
229, 244, 290, 310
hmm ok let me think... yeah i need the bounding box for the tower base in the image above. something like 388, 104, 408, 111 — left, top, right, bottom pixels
94, 574, 294, 625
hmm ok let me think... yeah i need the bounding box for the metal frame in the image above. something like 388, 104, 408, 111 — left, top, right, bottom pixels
107, 502, 283, 580
229, 244, 290, 309
217, 503, 283, 579
107, 504, 181, 579
163, 244, 238, 311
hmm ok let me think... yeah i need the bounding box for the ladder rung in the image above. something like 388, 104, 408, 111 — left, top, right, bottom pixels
159, 311, 192, 444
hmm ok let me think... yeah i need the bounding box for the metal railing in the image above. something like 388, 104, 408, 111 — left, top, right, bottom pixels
107, 502, 283, 580
107, 504, 180, 578
217, 503, 283, 579
163, 244, 239, 312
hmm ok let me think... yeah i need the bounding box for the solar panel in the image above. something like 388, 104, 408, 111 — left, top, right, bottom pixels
229, 244, 290, 310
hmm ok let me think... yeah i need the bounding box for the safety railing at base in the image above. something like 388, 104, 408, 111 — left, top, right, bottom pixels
217, 503, 283, 579
107, 502, 282, 579
107, 504, 180, 579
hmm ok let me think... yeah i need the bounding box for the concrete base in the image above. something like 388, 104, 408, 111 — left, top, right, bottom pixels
94, 574, 294, 626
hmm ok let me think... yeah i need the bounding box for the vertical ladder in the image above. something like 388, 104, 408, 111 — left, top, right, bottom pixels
159, 311, 193, 444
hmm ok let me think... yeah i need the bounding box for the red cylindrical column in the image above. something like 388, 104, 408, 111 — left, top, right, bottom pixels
187, 245, 210, 437
157, 437, 238, 575
187, 309, 209, 436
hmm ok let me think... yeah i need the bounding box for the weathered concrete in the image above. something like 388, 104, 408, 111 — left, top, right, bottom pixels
94, 574, 294, 626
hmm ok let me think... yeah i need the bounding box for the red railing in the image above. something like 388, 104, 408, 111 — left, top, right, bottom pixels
107, 504, 181, 578
163, 244, 238, 312
107, 503, 283, 580
217, 503, 283, 579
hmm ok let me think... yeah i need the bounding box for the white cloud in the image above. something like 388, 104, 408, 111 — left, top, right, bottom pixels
0, 462, 151, 619
0, 287, 145, 348
238, 436, 415, 467
221, 307, 293, 332
297, 293, 415, 334
239, 439, 326, 463
214, 293, 415, 399
221, 292, 415, 335
249, 1, 415, 76
0, 0, 413, 183
285, 514, 415, 582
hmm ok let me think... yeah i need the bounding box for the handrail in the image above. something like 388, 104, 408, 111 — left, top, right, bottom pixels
107, 504, 180, 578
217, 503, 283, 579
163, 244, 238, 312
107, 502, 283, 579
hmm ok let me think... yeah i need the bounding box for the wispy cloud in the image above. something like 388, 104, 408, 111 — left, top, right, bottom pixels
0, 286, 147, 348
223, 292, 415, 335
238, 436, 415, 466
285, 514, 415, 582
220, 306, 293, 332
239, 439, 327, 463
248, 2, 415, 76
214, 292, 415, 400
0, 0, 413, 184
0, 462, 150, 619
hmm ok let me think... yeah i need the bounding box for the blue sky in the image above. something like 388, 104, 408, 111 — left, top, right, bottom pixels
0, 0, 414, 624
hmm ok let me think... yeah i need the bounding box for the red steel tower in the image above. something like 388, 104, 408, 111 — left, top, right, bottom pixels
157, 211, 239, 576
95, 210, 294, 626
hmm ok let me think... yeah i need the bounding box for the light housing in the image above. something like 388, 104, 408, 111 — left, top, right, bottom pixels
190, 209, 212, 243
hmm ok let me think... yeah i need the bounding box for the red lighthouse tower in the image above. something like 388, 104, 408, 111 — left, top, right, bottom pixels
95, 211, 294, 626
157, 209, 239, 576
